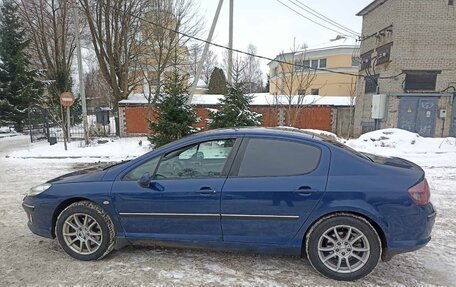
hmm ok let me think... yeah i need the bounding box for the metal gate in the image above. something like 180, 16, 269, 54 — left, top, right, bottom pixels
398, 97, 438, 137
451, 97, 456, 137
27, 106, 51, 142
27, 106, 117, 143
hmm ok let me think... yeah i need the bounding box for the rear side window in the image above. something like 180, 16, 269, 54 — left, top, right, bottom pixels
237, 138, 321, 177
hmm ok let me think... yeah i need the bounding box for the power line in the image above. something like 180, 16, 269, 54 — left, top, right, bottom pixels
288, 0, 360, 37
97, 1, 404, 82
274, 0, 358, 39
98, 1, 363, 79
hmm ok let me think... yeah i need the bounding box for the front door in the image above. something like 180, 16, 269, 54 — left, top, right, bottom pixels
112, 138, 238, 242
221, 137, 330, 245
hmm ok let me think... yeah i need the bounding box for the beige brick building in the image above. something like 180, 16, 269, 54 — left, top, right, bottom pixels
268, 37, 359, 97
354, 0, 456, 137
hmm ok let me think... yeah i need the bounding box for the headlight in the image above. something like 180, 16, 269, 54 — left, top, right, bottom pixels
28, 183, 52, 196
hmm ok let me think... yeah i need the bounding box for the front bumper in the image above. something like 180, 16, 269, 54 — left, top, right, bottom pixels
22, 198, 54, 239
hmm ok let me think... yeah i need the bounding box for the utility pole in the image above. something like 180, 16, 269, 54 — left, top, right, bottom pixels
227, 0, 234, 84
72, 0, 89, 145
189, 0, 224, 104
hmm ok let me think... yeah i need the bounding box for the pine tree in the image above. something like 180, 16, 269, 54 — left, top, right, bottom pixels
0, 0, 41, 131
209, 81, 262, 129
208, 67, 228, 94
148, 72, 197, 148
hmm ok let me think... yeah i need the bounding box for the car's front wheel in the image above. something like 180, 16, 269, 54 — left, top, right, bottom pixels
306, 214, 381, 281
55, 201, 115, 261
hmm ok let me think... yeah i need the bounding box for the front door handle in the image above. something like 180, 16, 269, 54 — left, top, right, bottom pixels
198, 187, 218, 195
297, 186, 318, 192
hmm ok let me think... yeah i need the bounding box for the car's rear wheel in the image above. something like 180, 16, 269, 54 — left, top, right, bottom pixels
306, 214, 381, 281
55, 201, 115, 261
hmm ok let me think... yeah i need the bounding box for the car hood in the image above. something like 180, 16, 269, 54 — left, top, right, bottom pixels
47, 160, 132, 184
47, 165, 108, 184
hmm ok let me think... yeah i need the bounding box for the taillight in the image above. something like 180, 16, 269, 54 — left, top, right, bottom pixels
408, 179, 430, 205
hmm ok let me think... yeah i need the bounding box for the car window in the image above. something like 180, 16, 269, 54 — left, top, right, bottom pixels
123, 156, 161, 181
237, 138, 321, 177
155, 139, 235, 179
324, 139, 372, 161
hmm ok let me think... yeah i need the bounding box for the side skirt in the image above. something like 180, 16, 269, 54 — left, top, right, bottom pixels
121, 237, 302, 256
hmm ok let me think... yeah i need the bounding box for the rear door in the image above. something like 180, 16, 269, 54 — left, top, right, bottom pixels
221, 137, 330, 244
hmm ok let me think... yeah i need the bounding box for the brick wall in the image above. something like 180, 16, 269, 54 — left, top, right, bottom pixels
121, 105, 334, 135
124, 106, 149, 135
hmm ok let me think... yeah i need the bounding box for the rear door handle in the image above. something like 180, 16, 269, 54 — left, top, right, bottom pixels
296, 186, 319, 196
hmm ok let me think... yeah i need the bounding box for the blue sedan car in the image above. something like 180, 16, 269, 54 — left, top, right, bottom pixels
22, 128, 436, 281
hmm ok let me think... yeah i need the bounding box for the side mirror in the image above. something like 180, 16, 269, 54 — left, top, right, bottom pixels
138, 172, 151, 188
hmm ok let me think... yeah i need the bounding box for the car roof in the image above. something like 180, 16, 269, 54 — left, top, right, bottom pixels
191, 127, 327, 142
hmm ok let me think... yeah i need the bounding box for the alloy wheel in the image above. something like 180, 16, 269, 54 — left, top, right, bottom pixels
317, 225, 370, 273
62, 213, 103, 255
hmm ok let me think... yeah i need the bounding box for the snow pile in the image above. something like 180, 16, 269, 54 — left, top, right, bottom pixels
120, 93, 354, 107
0, 126, 18, 138
0, 127, 14, 133
275, 126, 341, 141
7, 137, 151, 161
301, 129, 340, 141
346, 128, 456, 154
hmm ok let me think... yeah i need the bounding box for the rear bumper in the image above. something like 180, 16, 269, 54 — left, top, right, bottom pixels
383, 205, 436, 261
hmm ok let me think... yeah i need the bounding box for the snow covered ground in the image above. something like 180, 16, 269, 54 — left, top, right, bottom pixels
0, 130, 455, 286
6, 136, 150, 161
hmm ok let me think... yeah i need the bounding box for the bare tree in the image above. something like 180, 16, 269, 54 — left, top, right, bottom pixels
136, 0, 203, 113
241, 44, 263, 93
17, 0, 83, 146
200, 48, 218, 85
188, 43, 201, 79
222, 44, 263, 92
85, 67, 113, 109
269, 45, 318, 127
79, 0, 148, 134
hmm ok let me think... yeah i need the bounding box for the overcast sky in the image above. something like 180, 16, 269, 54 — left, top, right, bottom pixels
197, 0, 373, 73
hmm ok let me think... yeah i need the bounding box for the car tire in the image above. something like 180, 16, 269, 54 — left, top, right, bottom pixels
55, 201, 115, 261
306, 214, 381, 281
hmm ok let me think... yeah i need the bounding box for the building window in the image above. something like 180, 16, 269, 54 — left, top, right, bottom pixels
449, 0, 454, 5
319, 58, 327, 68
352, 57, 360, 67
298, 89, 306, 95
365, 75, 378, 94
360, 51, 372, 70
311, 60, 318, 69
404, 71, 440, 91
311, 89, 319, 95
376, 42, 393, 65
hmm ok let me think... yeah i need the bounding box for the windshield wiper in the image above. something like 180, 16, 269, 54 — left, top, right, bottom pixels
102, 160, 131, 170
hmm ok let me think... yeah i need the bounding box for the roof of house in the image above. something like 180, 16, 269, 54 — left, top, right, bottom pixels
356, 0, 388, 16
268, 36, 358, 66
118, 93, 355, 107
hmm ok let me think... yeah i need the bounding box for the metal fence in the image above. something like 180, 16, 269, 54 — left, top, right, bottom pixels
27, 106, 117, 143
